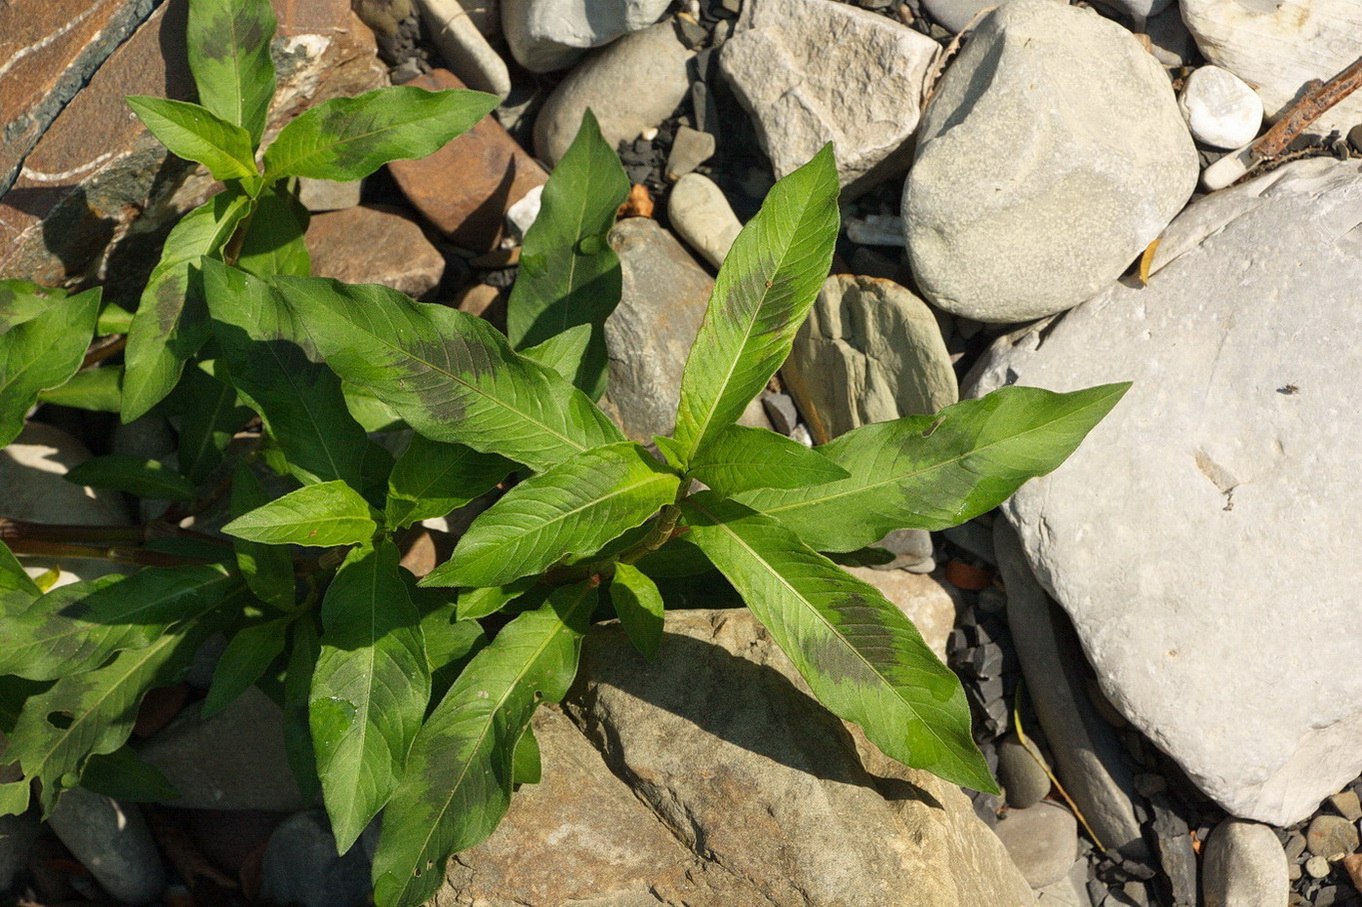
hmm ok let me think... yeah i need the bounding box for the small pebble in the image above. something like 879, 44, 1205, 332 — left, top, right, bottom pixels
1178, 65, 1264, 150
1329, 789, 1362, 822
1200, 143, 1257, 192
1307, 814, 1359, 858
1306, 854, 1332, 879
665, 125, 716, 180
997, 732, 1052, 809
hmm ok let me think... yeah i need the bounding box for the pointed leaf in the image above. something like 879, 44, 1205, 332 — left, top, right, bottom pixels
187, 0, 277, 145
79, 745, 179, 802
0, 280, 64, 333
371, 582, 596, 907
202, 617, 290, 718
125, 97, 260, 184
223, 480, 377, 547
455, 578, 536, 621
270, 275, 624, 472
681, 492, 995, 792
65, 454, 197, 502
672, 145, 839, 463
687, 424, 848, 496
518, 324, 591, 386
0, 539, 41, 618
506, 110, 629, 399
263, 87, 498, 182
385, 434, 512, 531
311, 540, 429, 851
413, 591, 487, 704
0, 287, 100, 446
236, 183, 310, 278
738, 383, 1132, 551
123, 190, 253, 421
205, 259, 367, 486
37, 366, 123, 413
423, 441, 680, 588
230, 463, 297, 610
608, 563, 664, 660
511, 723, 541, 785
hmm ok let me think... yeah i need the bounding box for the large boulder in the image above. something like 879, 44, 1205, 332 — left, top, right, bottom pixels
903, 0, 1196, 323
435, 609, 1035, 906
967, 158, 1362, 825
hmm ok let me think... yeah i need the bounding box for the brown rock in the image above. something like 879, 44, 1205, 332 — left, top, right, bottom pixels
388, 69, 547, 250
0, 0, 387, 292
305, 204, 445, 298
456, 283, 506, 330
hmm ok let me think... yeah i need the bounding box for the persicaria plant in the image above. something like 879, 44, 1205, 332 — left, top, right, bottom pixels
0, 1, 1128, 904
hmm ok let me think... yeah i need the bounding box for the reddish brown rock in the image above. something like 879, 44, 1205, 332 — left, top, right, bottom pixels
388, 69, 547, 251
305, 204, 445, 298
0, 0, 387, 291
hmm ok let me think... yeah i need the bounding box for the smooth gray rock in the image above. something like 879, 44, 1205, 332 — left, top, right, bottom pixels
501, 0, 672, 72
298, 177, 362, 213
665, 125, 716, 181
997, 732, 1052, 809
921, 0, 1045, 34
416, 0, 512, 98
903, 0, 1197, 322
1202, 819, 1289, 907
872, 527, 936, 574
139, 687, 308, 812
995, 520, 1146, 859
992, 801, 1079, 888
260, 810, 374, 907
1306, 814, 1358, 858
972, 159, 1362, 825
668, 172, 742, 269
1036, 857, 1094, 907
719, 0, 939, 193
782, 275, 957, 446
1178, 65, 1263, 150
48, 787, 165, 904
1181, 0, 1362, 137
563, 610, 1038, 906
533, 22, 693, 165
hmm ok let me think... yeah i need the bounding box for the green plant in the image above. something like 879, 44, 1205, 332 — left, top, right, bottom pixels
0, 1, 1129, 904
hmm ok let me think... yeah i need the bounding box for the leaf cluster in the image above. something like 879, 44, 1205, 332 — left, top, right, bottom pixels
0, 3, 1130, 905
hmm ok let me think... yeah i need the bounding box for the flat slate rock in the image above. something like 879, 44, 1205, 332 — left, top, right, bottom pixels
970, 158, 1362, 826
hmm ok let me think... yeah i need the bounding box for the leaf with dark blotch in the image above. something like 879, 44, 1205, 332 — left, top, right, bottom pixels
686, 424, 849, 497
270, 275, 624, 472
186, 0, 276, 145
201, 617, 290, 719
737, 383, 1132, 551
385, 434, 512, 531
671, 145, 839, 464
230, 463, 297, 611
609, 563, 664, 660
204, 259, 368, 487
65, 454, 197, 502
422, 442, 680, 589
223, 480, 377, 547
123, 190, 253, 422
0, 567, 236, 681
311, 540, 429, 851
0, 286, 100, 446
681, 492, 996, 793
125, 97, 260, 185
236, 183, 310, 278
79, 745, 179, 802
262, 87, 498, 182
506, 110, 629, 400
0, 280, 65, 333
370, 582, 596, 907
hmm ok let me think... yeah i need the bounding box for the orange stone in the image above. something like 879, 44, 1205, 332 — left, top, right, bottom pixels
388, 69, 547, 251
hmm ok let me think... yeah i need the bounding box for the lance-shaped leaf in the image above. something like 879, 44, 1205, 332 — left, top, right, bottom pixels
0, 567, 236, 681
738, 383, 1132, 552
423, 442, 680, 588
202, 617, 290, 718
417, 603, 487, 705
6, 613, 218, 816
371, 582, 596, 907
125, 97, 260, 185
310, 540, 429, 851
284, 615, 322, 804
0, 540, 40, 618
205, 259, 367, 487
608, 563, 664, 660
37, 366, 123, 413
0, 287, 100, 447
236, 183, 310, 278
123, 189, 253, 421
186, 0, 276, 145
671, 145, 839, 464
683, 424, 849, 497
506, 110, 629, 399
176, 363, 252, 484
681, 493, 995, 792
385, 434, 512, 531
455, 578, 536, 621
271, 275, 624, 472
65, 454, 197, 502
263, 87, 498, 182
79, 745, 179, 802
230, 463, 297, 610
224, 480, 377, 547
518, 324, 591, 386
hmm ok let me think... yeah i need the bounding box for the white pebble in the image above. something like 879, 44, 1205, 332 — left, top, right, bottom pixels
640, 125, 659, 142
504, 184, 544, 246
1179, 66, 1264, 150
1200, 143, 1257, 193
1305, 855, 1331, 879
